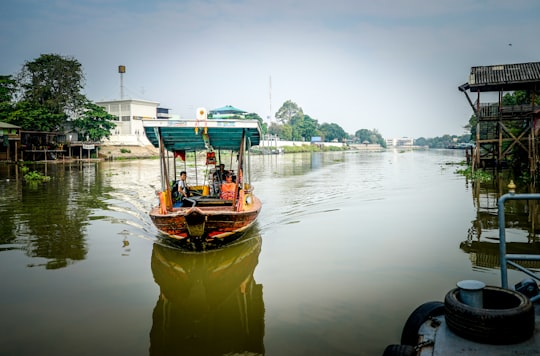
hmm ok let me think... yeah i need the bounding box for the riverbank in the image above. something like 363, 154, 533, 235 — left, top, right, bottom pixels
99, 145, 159, 159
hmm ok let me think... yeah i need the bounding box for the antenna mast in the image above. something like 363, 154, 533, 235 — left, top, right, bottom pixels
268, 75, 272, 122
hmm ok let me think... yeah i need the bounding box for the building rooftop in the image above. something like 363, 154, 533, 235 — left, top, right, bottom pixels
459, 61, 540, 92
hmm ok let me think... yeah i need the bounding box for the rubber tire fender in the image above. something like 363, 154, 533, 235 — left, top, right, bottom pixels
382, 344, 416, 356
400, 301, 445, 345
444, 286, 534, 345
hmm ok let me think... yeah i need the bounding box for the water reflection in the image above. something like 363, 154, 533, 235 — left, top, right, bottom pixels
462, 177, 540, 269
0, 162, 108, 268
150, 229, 264, 356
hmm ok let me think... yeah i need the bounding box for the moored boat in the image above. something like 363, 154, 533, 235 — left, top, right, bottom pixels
142, 108, 262, 249
383, 188, 540, 355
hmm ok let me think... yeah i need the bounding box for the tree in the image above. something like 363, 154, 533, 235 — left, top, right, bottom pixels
19, 54, 86, 112
0, 75, 16, 122
7, 101, 66, 131
298, 115, 321, 141
72, 102, 117, 141
268, 122, 292, 140
275, 100, 303, 125
319, 122, 347, 142
17, 53, 86, 130
355, 129, 371, 143
503, 90, 540, 106
0, 75, 16, 103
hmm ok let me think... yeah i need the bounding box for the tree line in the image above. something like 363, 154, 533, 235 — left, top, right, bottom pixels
266, 100, 386, 147
2, 53, 485, 148
0, 53, 116, 141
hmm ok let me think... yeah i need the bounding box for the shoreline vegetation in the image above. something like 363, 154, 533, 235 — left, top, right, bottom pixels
4, 144, 432, 164
97, 143, 396, 160
99, 144, 396, 160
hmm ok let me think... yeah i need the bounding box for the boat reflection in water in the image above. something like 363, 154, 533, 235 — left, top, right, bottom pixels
149, 230, 264, 355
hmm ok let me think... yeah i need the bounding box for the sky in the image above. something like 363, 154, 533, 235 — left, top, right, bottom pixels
1, 0, 539, 139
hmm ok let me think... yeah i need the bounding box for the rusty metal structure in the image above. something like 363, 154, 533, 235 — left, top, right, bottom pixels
459, 61, 540, 176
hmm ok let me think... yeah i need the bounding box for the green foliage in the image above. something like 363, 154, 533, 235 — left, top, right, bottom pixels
268, 122, 293, 140
120, 148, 131, 153
281, 144, 346, 153
19, 54, 86, 117
455, 166, 492, 182
6, 100, 66, 131
502, 90, 540, 106
24, 170, 51, 182
1, 54, 119, 141
319, 122, 348, 142
275, 100, 303, 124
0, 75, 16, 103
354, 128, 386, 147
415, 133, 472, 148
0, 75, 17, 122
72, 101, 117, 141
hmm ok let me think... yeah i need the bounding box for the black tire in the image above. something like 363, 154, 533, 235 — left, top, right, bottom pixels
382, 344, 416, 356
444, 286, 534, 344
400, 301, 445, 345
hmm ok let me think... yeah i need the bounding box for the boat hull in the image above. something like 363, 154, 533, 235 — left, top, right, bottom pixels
150, 195, 262, 245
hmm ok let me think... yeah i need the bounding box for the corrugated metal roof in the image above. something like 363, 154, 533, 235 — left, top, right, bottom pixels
463, 61, 540, 92
209, 105, 247, 114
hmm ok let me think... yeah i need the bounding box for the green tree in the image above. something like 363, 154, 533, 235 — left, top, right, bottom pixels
72, 102, 117, 141
268, 122, 292, 140
17, 53, 86, 130
320, 122, 347, 142
0, 75, 16, 103
355, 129, 371, 143
503, 90, 540, 106
275, 100, 303, 125
19, 54, 86, 112
296, 114, 319, 141
7, 101, 66, 131
0, 75, 16, 122
354, 128, 386, 147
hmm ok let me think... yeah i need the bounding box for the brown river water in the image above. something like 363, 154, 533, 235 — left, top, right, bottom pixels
1, 149, 539, 355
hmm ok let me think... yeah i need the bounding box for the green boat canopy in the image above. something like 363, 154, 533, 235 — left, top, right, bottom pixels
142, 119, 261, 152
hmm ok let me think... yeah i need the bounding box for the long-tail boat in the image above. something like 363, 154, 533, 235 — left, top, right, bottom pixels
142, 108, 262, 249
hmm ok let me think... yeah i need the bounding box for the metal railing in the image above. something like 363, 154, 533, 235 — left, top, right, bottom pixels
498, 192, 540, 302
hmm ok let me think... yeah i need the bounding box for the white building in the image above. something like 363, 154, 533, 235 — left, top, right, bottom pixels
386, 137, 415, 147
97, 99, 159, 145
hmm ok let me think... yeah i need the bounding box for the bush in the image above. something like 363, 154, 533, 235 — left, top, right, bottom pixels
24, 170, 51, 182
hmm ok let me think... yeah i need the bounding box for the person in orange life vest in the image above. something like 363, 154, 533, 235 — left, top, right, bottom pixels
220, 173, 236, 200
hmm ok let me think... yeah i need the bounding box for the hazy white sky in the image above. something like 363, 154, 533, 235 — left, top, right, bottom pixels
1, 0, 539, 138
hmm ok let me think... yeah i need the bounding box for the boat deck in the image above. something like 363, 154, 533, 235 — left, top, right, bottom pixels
418, 303, 540, 355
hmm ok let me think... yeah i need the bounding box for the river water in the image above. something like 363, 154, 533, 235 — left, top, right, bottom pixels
1, 149, 539, 355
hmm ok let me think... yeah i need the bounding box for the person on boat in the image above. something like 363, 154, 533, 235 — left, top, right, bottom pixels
216, 163, 226, 180
177, 171, 195, 207
211, 163, 226, 196
220, 173, 236, 200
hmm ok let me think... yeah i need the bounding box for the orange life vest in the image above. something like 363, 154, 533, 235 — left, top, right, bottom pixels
220, 182, 236, 200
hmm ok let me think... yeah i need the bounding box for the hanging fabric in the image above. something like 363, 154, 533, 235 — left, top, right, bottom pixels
174, 150, 186, 161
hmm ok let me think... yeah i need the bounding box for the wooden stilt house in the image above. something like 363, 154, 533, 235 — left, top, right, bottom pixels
0, 121, 21, 162
459, 61, 540, 175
